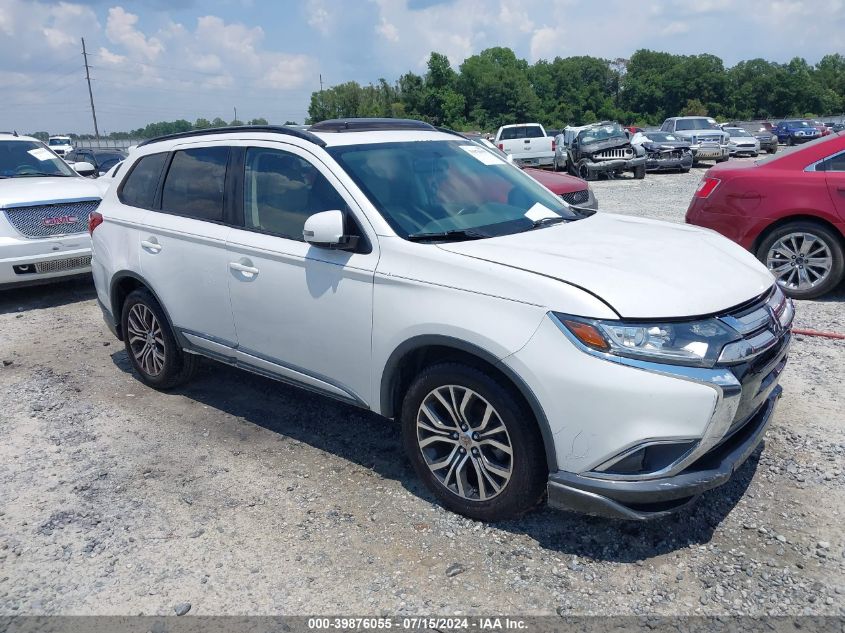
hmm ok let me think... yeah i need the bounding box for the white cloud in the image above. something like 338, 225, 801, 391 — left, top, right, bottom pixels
97, 46, 127, 65
306, 0, 333, 34
106, 6, 164, 60
530, 26, 564, 62
661, 21, 690, 36
376, 17, 399, 42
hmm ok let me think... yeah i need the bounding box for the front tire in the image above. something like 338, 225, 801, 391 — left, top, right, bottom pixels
756, 222, 844, 299
633, 164, 646, 179
121, 289, 198, 389
400, 363, 546, 522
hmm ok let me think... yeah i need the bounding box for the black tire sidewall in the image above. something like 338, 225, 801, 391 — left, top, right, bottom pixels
121, 289, 190, 389
400, 363, 546, 522
756, 222, 845, 299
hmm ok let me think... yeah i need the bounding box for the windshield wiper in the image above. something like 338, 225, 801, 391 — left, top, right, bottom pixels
530, 216, 568, 229
406, 228, 489, 242
13, 172, 71, 177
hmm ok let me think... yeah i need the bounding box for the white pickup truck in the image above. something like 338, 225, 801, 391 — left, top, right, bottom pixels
494, 123, 555, 168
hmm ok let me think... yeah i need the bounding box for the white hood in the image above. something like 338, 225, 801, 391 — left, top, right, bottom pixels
0, 176, 102, 208
437, 213, 775, 318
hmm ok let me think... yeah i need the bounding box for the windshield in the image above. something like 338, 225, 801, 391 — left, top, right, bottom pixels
577, 123, 627, 145
328, 140, 578, 240
727, 128, 752, 137
648, 132, 680, 142
0, 141, 75, 178
675, 118, 720, 131
784, 120, 812, 128
48, 138, 70, 146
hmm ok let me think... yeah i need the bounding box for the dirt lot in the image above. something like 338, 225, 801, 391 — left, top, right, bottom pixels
1, 155, 843, 617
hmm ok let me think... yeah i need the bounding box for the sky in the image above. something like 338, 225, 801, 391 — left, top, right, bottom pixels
2, 0, 844, 135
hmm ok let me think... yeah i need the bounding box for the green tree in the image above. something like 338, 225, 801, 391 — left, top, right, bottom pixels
248, 117, 269, 125
194, 118, 212, 129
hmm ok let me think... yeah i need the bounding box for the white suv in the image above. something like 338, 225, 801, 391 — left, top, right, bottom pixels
1, 133, 101, 287
91, 120, 793, 521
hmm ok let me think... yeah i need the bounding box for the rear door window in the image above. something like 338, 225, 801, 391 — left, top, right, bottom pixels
500, 126, 545, 140
119, 152, 169, 209
161, 147, 230, 222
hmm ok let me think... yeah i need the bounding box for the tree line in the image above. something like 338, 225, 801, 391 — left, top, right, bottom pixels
307, 48, 845, 131
28, 117, 291, 141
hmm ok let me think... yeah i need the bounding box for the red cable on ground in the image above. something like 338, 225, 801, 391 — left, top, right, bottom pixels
792, 328, 845, 340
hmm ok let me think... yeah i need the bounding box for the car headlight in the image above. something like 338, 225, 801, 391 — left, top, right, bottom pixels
553, 314, 740, 367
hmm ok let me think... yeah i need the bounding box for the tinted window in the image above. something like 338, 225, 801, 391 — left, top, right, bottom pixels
499, 126, 545, 140
119, 152, 168, 209
244, 148, 346, 240
818, 151, 845, 172
161, 147, 229, 222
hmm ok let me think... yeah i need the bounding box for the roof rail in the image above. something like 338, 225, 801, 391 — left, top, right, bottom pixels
308, 118, 436, 133
136, 125, 326, 148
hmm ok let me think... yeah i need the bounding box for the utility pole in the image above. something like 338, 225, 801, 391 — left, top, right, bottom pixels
234, 106, 238, 123
319, 74, 324, 92
81, 38, 100, 144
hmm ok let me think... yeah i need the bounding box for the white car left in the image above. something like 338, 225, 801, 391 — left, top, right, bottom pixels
1, 133, 101, 288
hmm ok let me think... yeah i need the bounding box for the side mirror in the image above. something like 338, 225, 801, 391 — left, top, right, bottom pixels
303, 210, 358, 250
72, 161, 96, 177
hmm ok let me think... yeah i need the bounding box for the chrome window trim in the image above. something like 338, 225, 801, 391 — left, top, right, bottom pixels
804, 148, 845, 172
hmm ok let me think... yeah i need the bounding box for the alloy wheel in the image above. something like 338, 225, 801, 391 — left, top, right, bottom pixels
766, 232, 833, 292
126, 303, 166, 376
416, 385, 513, 501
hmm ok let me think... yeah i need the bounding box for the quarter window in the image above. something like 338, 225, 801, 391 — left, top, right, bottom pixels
818, 151, 845, 172
243, 148, 346, 240
161, 147, 229, 222
119, 152, 169, 209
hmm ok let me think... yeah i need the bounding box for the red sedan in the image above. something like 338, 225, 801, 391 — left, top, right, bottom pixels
686, 132, 845, 298
523, 167, 597, 210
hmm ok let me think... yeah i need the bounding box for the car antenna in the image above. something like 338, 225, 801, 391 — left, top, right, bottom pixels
13, 131, 18, 137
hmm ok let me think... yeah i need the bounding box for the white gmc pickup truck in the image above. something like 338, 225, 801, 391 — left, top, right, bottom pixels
494, 123, 555, 168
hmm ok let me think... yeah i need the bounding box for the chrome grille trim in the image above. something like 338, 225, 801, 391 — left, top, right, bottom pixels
717, 286, 793, 364
3, 200, 100, 238
594, 148, 633, 160
34, 255, 92, 274
560, 189, 589, 205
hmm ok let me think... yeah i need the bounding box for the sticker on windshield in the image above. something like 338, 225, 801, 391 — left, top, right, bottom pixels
28, 148, 54, 162
458, 144, 507, 166
524, 203, 559, 222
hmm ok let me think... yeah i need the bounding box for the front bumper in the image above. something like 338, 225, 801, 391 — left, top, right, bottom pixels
645, 152, 693, 171
0, 233, 92, 287
584, 156, 646, 174
548, 386, 780, 520
691, 145, 730, 160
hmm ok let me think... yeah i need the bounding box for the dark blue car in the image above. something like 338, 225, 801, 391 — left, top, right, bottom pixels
775, 119, 821, 145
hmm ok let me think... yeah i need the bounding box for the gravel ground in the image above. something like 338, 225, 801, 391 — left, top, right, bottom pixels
0, 153, 843, 617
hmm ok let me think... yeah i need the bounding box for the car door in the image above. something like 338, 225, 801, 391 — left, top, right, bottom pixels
822, 149, 845, 219
138, 142, 238, 353
225, 142, 378, 406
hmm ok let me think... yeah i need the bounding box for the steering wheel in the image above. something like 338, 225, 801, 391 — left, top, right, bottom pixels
15, 164, 40, 175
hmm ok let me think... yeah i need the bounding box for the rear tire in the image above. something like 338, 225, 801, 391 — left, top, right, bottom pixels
121, 289, 198, 390
400, 362, 546, 522
756, 221, 844, 299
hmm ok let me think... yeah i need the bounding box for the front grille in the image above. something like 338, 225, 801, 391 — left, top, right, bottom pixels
719, 287, 793, 430
34, 255, 92, 274
3, 200, 99, 238
560, 189, 589, 205
594, 148, 632, 160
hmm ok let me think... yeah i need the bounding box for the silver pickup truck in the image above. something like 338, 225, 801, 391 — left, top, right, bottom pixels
660, 116, 730, 163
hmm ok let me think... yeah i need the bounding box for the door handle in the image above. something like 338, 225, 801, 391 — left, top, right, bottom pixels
141, 238, 161, 253
229, 261, 260, 276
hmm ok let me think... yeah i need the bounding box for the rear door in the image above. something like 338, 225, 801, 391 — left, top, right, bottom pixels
138, 142, 238, 351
